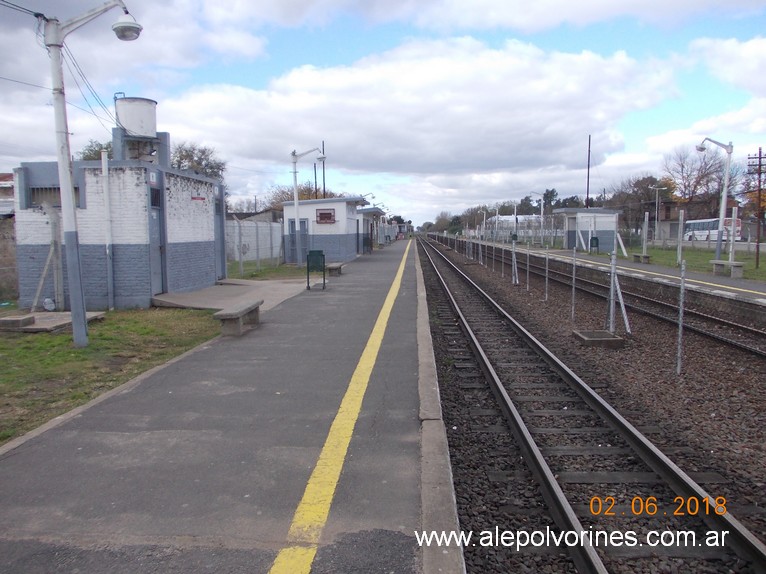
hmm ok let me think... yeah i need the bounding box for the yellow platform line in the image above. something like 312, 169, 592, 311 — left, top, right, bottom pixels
269, 240, 412, 574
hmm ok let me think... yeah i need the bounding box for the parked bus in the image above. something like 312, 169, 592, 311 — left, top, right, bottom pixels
683, 218, 742, 241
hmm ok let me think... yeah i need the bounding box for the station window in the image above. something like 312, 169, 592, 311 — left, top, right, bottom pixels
316, 208, 335, 224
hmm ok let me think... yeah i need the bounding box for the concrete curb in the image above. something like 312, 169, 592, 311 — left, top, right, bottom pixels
415, 250, 466, 574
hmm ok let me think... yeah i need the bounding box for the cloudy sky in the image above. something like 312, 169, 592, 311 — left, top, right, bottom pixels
1, 0, 764, 225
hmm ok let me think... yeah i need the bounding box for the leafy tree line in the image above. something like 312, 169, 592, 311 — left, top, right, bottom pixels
423, 189, 585, 234
422, 144, 765, 234
79, 139, 227, 181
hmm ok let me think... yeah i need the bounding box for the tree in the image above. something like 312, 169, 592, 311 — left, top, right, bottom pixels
171, 142, 226, 180
556, 195, 584, 209
542, 188, 558, 213
260, 181, 343, 211
662, 146, 725, 219
78, 139, 112, 160
449, 215, 463, 234
517, 196, 536, 215
431, 211, 452, 232
604, 175, 670, 233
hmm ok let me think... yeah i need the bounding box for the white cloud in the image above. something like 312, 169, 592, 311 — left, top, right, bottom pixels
2, 0, 764, 226
357, 0, 765, 31
690, 37, 766, 96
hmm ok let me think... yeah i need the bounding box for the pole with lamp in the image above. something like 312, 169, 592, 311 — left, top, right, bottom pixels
648, 184, 668, 242
39, 1, 142, 347
531, 191, 544, 246
478, 210, 486, 266
321, 141, 326, 198
696, 137, 733, 261
291, 147, 325, 266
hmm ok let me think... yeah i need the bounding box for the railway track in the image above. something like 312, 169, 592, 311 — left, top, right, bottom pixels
418, 237, 766, 573
434, 235, 766, 358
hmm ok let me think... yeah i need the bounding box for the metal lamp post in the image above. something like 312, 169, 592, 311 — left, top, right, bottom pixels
41, 1, 142, 347
696, 137, 733, 260
649, 185, 668, 242
531, 191, 544, 245
291, 148, 325, 266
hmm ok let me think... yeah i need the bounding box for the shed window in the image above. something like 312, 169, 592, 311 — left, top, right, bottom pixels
28, 187, 81, 209
150, 188, 162, 208
316, 208, 335, 224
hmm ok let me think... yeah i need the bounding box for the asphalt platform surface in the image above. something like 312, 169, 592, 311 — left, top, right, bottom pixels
0, 239, 464, 574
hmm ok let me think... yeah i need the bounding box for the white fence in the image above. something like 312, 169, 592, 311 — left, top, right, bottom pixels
225, 219, 283, 265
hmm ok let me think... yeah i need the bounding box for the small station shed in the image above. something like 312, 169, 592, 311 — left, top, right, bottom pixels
13, 96, 226, 311
554, 208, 621, 252
358, 206, 387, 251
282, 196, 369, 264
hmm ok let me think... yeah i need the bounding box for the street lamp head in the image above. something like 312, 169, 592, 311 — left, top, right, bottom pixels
316, 154, 326, 162
112, 12, 142, 41
696, 144, 707, 153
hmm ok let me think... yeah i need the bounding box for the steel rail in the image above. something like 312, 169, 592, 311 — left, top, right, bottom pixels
463, 237, 766, 359
521, 258, 766, 359
421, 237, 766, 571
420, 238, 609, 574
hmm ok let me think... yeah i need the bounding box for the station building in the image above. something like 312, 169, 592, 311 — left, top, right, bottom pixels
13, 96, 226, 311
281, 196, 372, 264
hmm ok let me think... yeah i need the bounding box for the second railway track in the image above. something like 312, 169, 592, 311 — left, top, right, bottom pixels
431, 234, 766, 358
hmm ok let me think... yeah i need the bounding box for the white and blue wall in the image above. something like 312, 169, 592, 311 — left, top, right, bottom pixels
14, 160, 225, 310
282, 197, 369, 264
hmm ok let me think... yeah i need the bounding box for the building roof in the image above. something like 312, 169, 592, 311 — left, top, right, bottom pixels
553, 207, 622, 215
281, 196, 370, 207
358, 206, 386, 216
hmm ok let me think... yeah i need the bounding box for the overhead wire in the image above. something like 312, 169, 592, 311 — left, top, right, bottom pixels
62, 43, 119, 137
0, 0, 39, 17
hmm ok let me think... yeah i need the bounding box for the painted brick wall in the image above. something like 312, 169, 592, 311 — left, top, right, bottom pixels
14, 163, 221, 309
225, 220, 282, 261
13, 166, 149, 247
112, 243, 152, 308
164, 173, 215, 243
0, 218, 17, 300
166, 241, 216, 292
282, 233, 358, 263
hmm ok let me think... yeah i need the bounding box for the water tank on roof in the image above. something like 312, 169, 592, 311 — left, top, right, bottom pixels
115, 96, 157, 138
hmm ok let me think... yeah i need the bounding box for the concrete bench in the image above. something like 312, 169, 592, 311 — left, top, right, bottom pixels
632, 253, 651, 264
213, 299, 264, 336
327, 262, 346, 277
710, 260, 744, 279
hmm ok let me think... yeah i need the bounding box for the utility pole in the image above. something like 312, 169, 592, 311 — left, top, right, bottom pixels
747, 148, 763, 269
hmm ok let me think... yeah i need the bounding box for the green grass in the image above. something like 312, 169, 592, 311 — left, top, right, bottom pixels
0, 308, 220, 445
608, 246, 766, 281
226, 259, 324, 281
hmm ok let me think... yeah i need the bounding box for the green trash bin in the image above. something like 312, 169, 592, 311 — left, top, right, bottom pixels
307, 250, 325, 272
306, 250, 326, 290
589, 236, 599, 254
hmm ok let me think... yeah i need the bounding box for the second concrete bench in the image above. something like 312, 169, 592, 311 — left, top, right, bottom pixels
213, 299, 264, 336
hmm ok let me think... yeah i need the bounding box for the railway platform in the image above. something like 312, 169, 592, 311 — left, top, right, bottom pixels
537, 248, 766, 307
457, 235, 766, 306
0, 239, 464, 574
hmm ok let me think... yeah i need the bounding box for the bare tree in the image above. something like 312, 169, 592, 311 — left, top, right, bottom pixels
260, 181, 343, 211
663, 146, 724, 219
